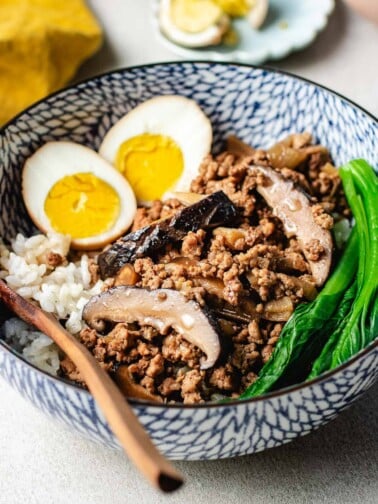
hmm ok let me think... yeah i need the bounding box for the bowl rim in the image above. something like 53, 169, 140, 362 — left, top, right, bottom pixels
1, 60, 377, 131
0, 60, 377, 410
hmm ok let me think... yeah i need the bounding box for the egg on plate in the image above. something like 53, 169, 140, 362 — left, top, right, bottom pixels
22, 142, 137, 250
158, 0, 230, 47
246, 0, 268, 29
215, 0, 269, 28
99, 95, 212, 204
158, 0, 269, 49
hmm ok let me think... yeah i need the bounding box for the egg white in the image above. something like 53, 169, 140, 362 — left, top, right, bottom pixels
99, 95, 213, 202
248, 0, 269, 29
22, 141, 137, 250
159, 0, 230, 48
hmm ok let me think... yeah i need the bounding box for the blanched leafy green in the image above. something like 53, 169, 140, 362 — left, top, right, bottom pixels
310, 160, 378, 374
307, 280, 357, 379
238, 159, 377, 400
239, 229, 358, 399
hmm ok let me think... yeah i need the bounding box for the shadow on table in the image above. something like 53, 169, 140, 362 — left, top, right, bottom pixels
178, 381, 378, 503
74, 28, 119, 84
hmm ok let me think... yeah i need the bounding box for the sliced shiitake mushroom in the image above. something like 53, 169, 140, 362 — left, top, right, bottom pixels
213, 227, 246, 249
212, 295, 293, 323
226, 135, 255, 157
98, 190, 239, 278
253, 165, 333, 286
83, 286, 221, 370
113, 365, 162, 403
263, 297, 294, 322
169, 192, 205, 206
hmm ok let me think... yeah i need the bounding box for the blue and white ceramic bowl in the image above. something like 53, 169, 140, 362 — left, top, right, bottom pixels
0, 62, 377, 460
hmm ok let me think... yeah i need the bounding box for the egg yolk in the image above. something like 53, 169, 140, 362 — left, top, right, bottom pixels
213, 0, 254, 17
170, 0, 223, 33
115, 133, 184, 201
171, 0, 254, 33
44, 173, 120, 238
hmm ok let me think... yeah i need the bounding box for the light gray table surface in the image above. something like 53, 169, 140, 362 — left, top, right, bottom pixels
1, 2, 377, 503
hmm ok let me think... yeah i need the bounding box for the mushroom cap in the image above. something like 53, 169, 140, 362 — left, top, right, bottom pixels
98, 190, 239, 278
83, 286, 221, 370
254, 165, 333, 286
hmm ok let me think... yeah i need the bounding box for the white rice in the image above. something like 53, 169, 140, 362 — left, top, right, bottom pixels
0, 232, 104, 375
1, 317, 61, 375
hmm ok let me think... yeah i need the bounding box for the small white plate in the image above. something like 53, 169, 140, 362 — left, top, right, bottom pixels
151, 0, 335, 64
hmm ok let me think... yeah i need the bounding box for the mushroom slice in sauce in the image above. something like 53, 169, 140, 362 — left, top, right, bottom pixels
82, 287, 221, 370
254, 165, 333, 286
114, 365, 162, 403
168, 192, 205, 206
98, 190, 239, 278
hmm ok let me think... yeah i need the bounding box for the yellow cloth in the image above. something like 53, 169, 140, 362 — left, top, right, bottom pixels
0, 0, 103, 125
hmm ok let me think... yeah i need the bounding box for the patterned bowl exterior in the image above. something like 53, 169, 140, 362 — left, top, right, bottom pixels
0, 62, 377, 460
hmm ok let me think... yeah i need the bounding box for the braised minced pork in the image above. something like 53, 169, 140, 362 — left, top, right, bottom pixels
61, 134, 349, 404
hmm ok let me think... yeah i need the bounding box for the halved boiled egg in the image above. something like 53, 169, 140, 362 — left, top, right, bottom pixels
247, 0, 269, 29
159, 0, 230, 48
213, 0, 269, 29
99, 95, 212, 204
213, 0, 254, 17
22, 142, 137, 250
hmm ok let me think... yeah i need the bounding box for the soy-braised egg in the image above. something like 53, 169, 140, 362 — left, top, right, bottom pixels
158, 0, 230, 48
99, 95, 212, 203
22, 142, 137, 250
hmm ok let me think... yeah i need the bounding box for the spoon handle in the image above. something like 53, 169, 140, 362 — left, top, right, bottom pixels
0, 279, 183, 493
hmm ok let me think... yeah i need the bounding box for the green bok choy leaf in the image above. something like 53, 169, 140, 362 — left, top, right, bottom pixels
238, 159, 377, 400
309, 159, 378, 376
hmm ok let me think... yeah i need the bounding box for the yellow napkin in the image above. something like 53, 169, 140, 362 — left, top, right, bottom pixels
0, 0, 103, 125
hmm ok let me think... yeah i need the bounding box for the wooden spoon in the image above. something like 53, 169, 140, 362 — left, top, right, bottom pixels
0, 279, 183, 493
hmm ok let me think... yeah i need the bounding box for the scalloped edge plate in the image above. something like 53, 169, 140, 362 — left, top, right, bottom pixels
150, 0, 335, 64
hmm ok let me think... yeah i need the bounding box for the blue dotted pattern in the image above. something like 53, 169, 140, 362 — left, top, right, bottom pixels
0, 62, 377, 459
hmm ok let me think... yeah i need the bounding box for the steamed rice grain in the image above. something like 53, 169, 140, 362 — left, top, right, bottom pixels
1, 318, 60, 375
0, 232, 104, 375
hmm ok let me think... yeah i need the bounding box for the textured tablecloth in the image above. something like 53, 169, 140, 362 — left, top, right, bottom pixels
1, 2, 377, 503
